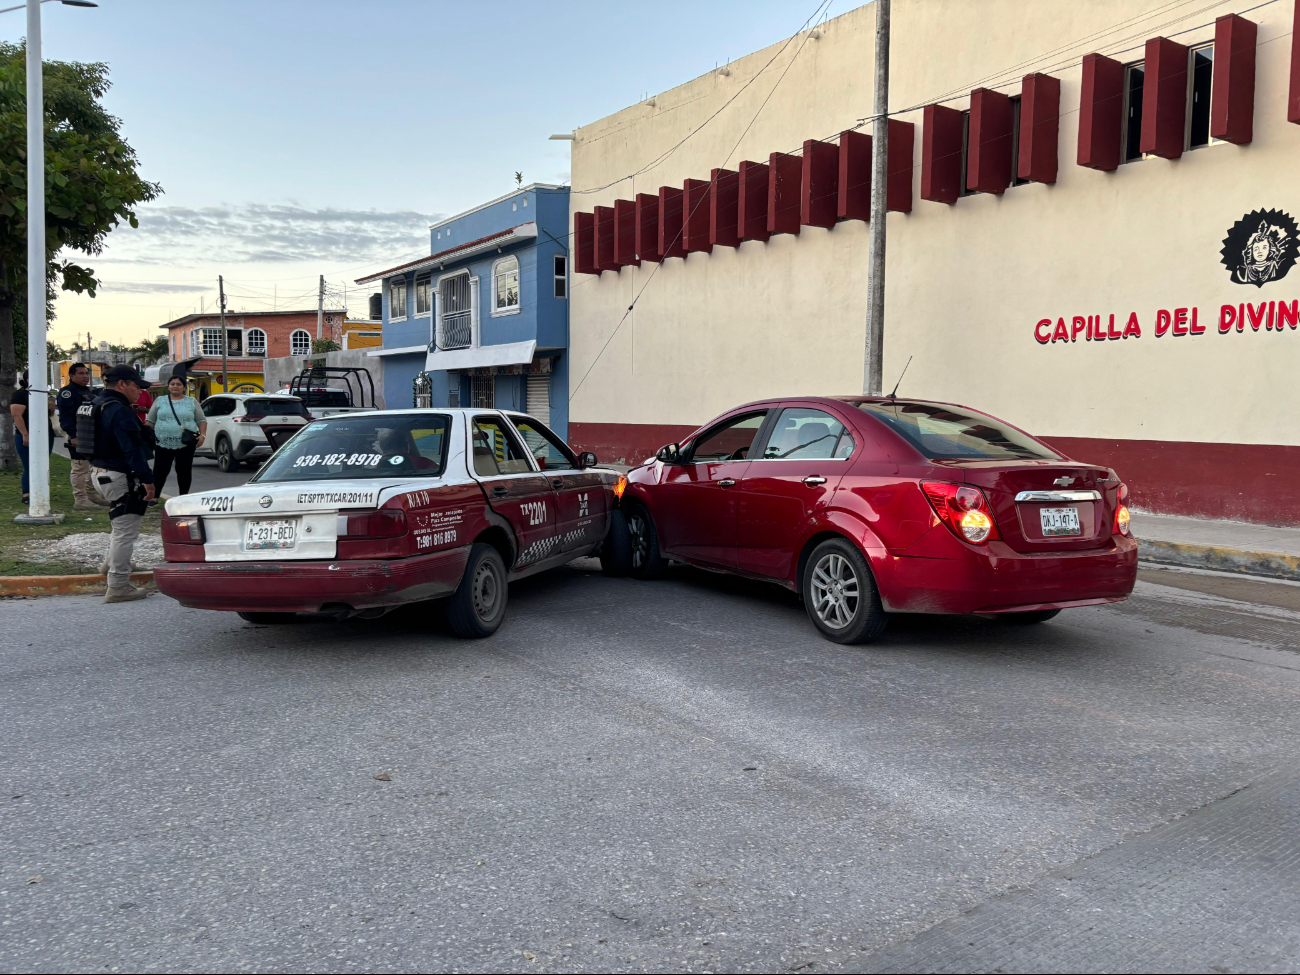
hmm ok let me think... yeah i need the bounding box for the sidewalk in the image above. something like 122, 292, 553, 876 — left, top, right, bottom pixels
1132, 510, 1300, 582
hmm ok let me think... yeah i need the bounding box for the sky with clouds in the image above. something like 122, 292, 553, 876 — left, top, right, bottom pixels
0, 0, 829, 349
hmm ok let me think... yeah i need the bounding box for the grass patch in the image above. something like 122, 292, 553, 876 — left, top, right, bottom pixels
0, 453, 161, 576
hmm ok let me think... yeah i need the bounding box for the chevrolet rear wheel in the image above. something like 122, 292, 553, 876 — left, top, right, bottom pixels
447, 543, 508, 638
803, 538, 887, 644
624, 502, 666, 580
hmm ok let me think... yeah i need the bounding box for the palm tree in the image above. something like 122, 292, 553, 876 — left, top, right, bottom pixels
130, 335, 170, 365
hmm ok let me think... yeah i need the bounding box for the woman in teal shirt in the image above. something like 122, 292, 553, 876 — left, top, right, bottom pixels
145, 377, 207, 495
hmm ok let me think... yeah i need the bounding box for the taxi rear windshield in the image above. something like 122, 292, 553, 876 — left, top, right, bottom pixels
854, 401, 1060, 461
253, 414, 451, 481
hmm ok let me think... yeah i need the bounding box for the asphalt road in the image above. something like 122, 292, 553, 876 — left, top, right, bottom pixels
3, 563, 1300, 973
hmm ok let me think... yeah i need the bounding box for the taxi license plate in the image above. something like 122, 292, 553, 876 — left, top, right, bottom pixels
244, 519, 297, 550
1040, 507, 1081, 537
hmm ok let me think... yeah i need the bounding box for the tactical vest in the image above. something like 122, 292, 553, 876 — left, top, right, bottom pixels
74, 401, 100, 457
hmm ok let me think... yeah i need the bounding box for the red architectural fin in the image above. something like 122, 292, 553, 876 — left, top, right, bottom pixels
887, 119, 914, 213
613, 199, 639, 268
801, 139, 839, 229
920, 104, 964, 204
573, 212, 596, 275
658, 186, 685, 259
1019, 73, 1059, 183
767, 152, 803, 236
838, 129, 871, 221
737, 160, 771, 242
709, 168, 740, 248
1140, 37, 1188, 159
635, 193, 661, 262
967, 87, 1013, 195
682, 178, 713, 253
1077, 53, 1123, 172
594, 205, 616, 272
1211, 14, 1257, 144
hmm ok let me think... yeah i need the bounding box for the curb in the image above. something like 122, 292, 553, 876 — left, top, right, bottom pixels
0, 571, 156, 598
1138, 538, 1300, 583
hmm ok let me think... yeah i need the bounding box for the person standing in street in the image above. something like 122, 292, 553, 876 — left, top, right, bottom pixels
57, 362, 108, 511
81, 365, 156, 604
9, 371, 55, 506
146, 376, 206, 496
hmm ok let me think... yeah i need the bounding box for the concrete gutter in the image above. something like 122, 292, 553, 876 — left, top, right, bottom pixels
1132, 511, 1300, 583
0, 571, 155, 598
1138, 540, 1300, 583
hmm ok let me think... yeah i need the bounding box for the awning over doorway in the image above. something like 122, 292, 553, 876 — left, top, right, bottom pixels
424, 340, 537, 373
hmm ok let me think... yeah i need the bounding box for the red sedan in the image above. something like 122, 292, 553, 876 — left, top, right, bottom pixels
613, 397, 1137, 643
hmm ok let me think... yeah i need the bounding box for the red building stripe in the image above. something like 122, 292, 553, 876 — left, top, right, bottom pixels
1211, 14, 1257, 145
737, 160, 771, 243
1140, 37, 1189, 159
709, 168, 740, 248
635, 193, 661, 262
1019, 73, 1059, 184
613, 199, 639, 268
658, 186, 686, 259
1077, 53, 1123, 172
801, 139, 839, 229
682, 178, 713, 253
967, 87, 1013, 195
573, 212, 596, 275
921, 104, 964, 204
767, 151, 803, 236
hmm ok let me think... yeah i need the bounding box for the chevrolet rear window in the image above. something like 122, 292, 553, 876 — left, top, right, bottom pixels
253, 414, 451, 481
854, 401, 1060, 461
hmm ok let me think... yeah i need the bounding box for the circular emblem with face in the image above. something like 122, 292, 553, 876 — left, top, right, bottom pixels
1221, 209, 1299, 288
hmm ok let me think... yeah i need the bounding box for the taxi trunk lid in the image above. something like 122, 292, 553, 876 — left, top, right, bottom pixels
934, 459, 1118, 553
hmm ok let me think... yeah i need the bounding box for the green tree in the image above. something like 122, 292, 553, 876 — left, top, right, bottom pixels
312, 338, 340, 354
130, 334, 168, 365
0, 42, 160, 469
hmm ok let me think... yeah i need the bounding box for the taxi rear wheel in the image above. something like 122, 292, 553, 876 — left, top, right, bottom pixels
625, 502, 666, 580
447, 543, 508, 638
802, 538, 887, 645
600, 509, 633, 577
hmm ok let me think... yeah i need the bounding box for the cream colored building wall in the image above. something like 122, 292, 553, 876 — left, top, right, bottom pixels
569, 0, 1300, 447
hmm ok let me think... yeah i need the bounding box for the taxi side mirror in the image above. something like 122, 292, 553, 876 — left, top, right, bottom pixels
577, 451, 598, 469
656, 443, 681, 464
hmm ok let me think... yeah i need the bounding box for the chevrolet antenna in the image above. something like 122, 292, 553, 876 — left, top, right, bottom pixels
886, 356, 912, 399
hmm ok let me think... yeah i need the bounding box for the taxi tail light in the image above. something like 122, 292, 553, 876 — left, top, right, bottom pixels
921, 481, 1001, 544
340, 508, 407, 539
162, 514, 205, 545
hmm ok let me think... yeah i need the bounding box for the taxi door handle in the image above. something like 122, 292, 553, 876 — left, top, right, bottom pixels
803, 476, 827, 487
492, 485, 509, 497
718, 479, 736, 488
551, 479, 564, 490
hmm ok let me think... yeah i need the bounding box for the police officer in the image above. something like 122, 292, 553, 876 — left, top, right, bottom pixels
80, 364, 156, 603
57, 362, 106, 511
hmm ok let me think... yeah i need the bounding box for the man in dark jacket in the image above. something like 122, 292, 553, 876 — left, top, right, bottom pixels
57, 362, 107, 511
85, 365, 156, 603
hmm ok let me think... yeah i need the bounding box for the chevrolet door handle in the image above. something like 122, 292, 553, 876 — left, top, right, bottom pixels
718, 479, 737, 488
803, 476, 827, 487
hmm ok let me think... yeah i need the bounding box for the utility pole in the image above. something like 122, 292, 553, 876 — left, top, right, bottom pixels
316, 274, 324, 341
219, 275, 228, 392
18, 0, 52, 523
863, 0, 891, 396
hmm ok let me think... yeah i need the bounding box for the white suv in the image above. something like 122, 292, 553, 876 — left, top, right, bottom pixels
197, 394, 310, 473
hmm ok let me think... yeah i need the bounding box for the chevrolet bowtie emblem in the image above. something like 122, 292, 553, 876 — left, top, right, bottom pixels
1053, 476, 1075, 487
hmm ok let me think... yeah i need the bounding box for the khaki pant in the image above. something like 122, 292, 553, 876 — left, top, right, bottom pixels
70, 457, 97, 507
93, 469, 143, 589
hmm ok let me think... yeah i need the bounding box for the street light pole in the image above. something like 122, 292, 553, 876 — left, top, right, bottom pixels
863, 0, 890, 396
20, 0, 52, 522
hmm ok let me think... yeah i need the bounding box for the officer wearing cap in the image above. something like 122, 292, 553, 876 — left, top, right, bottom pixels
57, 362, 107, 511
83, 364, 156, 603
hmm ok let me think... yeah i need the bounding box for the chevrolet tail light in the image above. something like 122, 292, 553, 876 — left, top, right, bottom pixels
1115, 504, 1131, 536
921, 481, 1001, 544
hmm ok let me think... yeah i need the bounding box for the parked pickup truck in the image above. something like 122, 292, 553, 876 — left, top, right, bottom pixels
275, 365, 378, 420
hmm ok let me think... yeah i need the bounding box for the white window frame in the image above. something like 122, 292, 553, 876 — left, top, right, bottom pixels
389, 277, 408, 322
491, 255, 520, 317
1185, 41, 1219, 151
246, 327, 267, 356
290, 329, 312, 356
414, 271, 433, 318
200, 327, 224, 356
436, 270, 480, 349
553, 254, 567, 299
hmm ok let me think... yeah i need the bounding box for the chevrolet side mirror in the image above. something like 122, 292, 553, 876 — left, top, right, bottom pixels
656, 443, 681, 464
577, 451, 598, 468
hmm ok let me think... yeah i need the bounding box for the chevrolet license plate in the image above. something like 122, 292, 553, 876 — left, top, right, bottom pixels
1040, 507, 1081, 537
244, 519, 297, 550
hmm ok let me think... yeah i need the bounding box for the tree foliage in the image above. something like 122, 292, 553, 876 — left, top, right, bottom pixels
0, 41, 160, 467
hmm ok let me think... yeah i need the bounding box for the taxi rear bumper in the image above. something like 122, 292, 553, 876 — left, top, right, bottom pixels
153, 547, 470, 613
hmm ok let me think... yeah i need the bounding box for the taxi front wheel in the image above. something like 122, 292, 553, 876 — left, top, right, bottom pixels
447, 543, 508, 638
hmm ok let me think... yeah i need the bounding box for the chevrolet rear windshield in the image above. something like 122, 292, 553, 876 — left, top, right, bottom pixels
853, 401, 1061, 461
252, 414, 451, 481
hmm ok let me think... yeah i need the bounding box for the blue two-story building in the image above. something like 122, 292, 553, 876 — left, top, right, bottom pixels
361, 183, 572, 436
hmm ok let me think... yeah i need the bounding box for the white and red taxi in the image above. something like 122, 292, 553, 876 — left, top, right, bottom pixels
154, 409, 626, 637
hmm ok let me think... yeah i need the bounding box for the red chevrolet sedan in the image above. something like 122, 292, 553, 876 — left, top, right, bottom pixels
614, 397, 1137, 643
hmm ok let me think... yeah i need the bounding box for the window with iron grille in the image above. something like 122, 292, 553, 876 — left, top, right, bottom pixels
439, 273, 473, 349
471, 374, 494, 408
290, 329, 311, 356
200, 327, 223, 356
493, 256, 519, 315
415, 272, 432, 316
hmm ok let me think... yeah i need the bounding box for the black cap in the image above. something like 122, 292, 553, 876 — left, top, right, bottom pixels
102, 364, 149, 387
